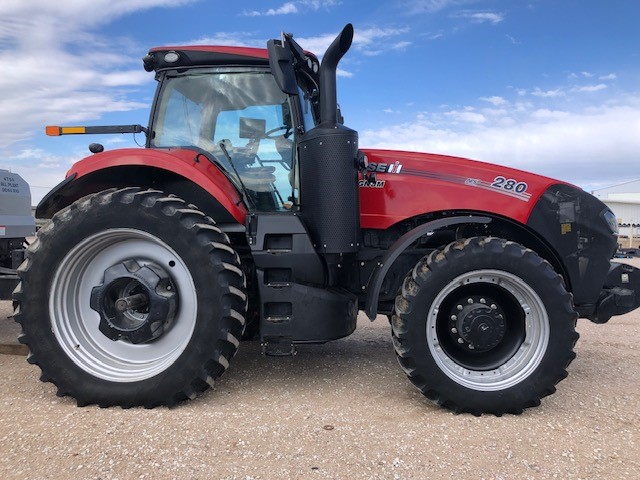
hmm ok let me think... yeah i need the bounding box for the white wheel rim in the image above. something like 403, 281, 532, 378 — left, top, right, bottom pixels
49, 229, 197, 382
426, 269, 550, 391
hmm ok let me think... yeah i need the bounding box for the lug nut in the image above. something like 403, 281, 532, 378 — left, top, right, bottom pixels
469, 344, 475, 350
490, 304, 497, 310
480, 298, 486, 304
467, 298, 473, 304
457, 304, 463, 311
451, 327, 457, 333
457, 338, 464, 344
451, 314, 457, 321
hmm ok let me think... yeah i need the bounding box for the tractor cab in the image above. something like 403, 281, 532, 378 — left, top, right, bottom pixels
142, 27, 355, 222
148, 65, 299, 211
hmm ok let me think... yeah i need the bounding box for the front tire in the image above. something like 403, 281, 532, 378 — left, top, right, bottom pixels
14, 188, 247, 407
393, 237, 579, 415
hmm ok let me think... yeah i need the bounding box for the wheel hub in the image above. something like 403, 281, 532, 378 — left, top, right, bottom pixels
451, 296, 506, 352
90, 259, 177, 344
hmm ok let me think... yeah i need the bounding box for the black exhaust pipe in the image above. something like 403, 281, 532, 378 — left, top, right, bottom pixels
299, 23, 360, 256
319, 23, 353, 127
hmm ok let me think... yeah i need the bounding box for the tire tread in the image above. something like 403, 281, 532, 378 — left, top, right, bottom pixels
392, 236, 578, 416
13, 187, 246, 408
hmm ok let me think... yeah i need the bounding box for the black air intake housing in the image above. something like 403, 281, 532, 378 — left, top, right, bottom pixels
299, 125, 360, 254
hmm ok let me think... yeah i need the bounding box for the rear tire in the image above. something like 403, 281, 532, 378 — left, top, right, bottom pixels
393, 237, 578, 415
13, 188, 247, 407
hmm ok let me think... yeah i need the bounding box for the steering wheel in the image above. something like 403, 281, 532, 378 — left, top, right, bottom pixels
265, 125, 292, 139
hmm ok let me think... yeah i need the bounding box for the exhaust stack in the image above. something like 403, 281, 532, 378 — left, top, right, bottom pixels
319, 23, 354, 127
298, 24, 360, 256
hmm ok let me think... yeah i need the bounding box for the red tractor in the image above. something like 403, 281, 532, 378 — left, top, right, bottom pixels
16, 24, 639, 414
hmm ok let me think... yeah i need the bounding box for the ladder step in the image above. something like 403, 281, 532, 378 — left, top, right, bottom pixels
262, 338, 296, 356
265, 315, 291, 324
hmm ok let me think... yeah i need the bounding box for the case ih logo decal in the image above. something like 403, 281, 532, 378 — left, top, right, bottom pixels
359, 161, 401, 189
366, 161, 403, 174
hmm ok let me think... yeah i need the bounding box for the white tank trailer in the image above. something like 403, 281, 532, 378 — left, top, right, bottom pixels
0, 170, 35, 298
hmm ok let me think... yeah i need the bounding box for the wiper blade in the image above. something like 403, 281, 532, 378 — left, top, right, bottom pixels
218, 140, 255, 209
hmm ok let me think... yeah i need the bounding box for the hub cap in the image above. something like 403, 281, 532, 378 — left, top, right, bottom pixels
90, 260, 177, 344
454, 296, 506, 351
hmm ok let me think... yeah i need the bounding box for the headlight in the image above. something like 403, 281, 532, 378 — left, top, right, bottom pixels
602, 209, 619, 234
164, 51, 180, 63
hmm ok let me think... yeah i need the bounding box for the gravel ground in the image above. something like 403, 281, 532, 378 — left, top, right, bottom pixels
0, 260, 639, 479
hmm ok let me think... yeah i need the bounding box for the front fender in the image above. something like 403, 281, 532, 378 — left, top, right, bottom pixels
364, 215, 491, 319
37, 148, 247, 223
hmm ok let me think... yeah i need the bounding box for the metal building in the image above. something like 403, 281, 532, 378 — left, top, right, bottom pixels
592, 179, 640, 244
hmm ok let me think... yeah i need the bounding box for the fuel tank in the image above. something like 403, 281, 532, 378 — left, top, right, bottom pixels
0, 169, 35, 239
358, 149, 567, 230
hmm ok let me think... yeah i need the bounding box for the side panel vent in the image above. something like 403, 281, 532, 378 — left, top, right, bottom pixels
265, 234, 293, 252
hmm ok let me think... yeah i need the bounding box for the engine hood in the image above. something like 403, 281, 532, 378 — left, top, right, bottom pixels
358, 148, 572, 230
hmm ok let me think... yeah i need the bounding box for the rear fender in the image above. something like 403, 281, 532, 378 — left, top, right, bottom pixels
37, 148, 247, 227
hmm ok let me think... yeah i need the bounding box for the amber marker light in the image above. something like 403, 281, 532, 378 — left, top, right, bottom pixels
61, 127, 86, 134
46, 126, 87, 136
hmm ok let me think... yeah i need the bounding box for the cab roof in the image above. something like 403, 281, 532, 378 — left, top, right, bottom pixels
144, 46, 270, 72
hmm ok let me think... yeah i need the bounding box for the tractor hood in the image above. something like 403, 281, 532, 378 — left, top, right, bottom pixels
357, 148, 620, 308
358, 148, 572, 230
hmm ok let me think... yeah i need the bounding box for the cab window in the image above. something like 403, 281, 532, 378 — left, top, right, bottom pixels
152, 69, 297, 211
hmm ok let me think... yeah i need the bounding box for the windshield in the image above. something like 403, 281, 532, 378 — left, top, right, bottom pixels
151, 68, 297, 211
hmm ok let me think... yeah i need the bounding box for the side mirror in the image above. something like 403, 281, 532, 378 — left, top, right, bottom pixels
239, 117, 266, 139
267, 39, 298, 95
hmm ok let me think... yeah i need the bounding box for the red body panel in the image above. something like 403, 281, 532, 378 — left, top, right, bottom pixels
148, 45, 319, 64
66, 148, 247, 224
66, 147, 571, 232
358, 149, 570, 230
149, 45, 270, 59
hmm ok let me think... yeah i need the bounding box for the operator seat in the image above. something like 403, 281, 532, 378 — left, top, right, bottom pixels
215, 139, 277, 193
